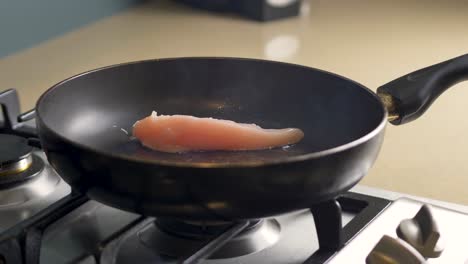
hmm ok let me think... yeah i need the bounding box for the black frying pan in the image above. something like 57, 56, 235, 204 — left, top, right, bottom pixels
35, 54, 468, 220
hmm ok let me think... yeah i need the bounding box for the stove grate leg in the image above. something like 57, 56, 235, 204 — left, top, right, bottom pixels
310, 199, 343, 251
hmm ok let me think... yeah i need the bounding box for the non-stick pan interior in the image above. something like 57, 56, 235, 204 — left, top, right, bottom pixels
37, 58, 385, 165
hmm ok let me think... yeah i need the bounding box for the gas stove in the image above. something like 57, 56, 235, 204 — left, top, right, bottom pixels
1, 88, 468, 264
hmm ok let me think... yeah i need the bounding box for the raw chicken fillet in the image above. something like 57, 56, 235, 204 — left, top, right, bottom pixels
132, 111, 304, 153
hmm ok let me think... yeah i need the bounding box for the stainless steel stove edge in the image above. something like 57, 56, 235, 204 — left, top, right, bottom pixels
351, 185, 468, 213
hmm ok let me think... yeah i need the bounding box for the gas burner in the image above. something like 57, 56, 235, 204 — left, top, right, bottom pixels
147, 218, 280, 259
0, 134, 35, 179
0, 134, 60, 208
108, 212, 315, 263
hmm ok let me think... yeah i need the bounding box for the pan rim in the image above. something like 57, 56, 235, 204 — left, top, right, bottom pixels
36, 56, 388, 168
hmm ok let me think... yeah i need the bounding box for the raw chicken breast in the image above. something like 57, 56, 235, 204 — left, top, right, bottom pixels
132, 111, 304, 153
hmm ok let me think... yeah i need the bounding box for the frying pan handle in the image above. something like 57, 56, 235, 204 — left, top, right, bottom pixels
377, 54, 468, 125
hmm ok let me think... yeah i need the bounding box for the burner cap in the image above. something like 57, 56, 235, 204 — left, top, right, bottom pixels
0, 134, 33, 177
0, 134, 33, 163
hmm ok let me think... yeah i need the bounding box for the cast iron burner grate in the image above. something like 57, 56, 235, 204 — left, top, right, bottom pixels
0, 89, 37, 139
0, 191, 389, 264
0, 89, 391, 263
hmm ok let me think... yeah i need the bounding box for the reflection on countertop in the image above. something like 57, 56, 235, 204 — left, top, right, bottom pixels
1, 0, 468, 205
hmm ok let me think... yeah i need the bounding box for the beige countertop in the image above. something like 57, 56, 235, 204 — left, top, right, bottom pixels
2, 0, 468, 205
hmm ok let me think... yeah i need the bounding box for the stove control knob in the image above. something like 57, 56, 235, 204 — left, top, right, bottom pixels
366, 235, 427, 264
396, 204, 445, 258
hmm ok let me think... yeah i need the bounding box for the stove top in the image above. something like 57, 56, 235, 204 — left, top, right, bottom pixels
1, 88, 468, 264
0, 149, 70, 231
10, 188, 389, 264
0, 90, 70, 232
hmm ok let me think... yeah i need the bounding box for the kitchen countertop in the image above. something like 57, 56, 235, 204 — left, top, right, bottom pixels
1, 0, 468, 205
